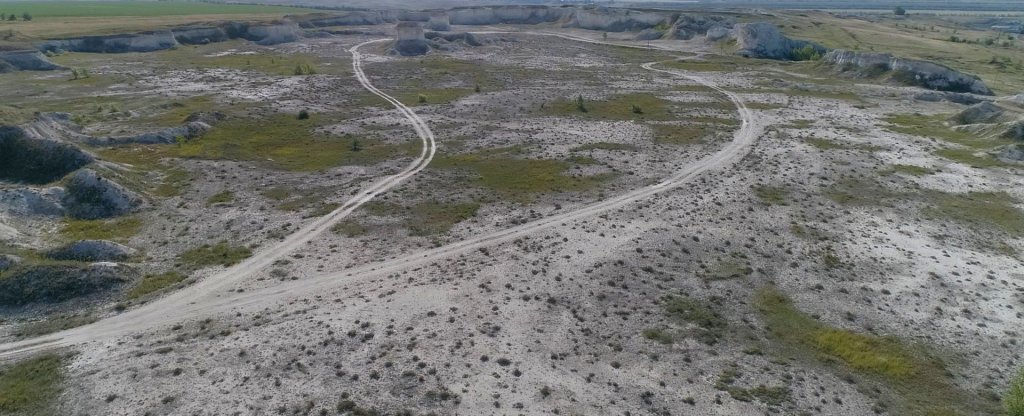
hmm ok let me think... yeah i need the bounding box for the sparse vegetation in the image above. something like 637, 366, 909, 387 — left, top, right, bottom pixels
661, 295, 727, 345
756, 287, 997, 415
206, 191, 234, 206
178, 242, 252, 268
60, 217, 142, 241
753, 185, 788, 205
126, 271, 186, 300
0, 354, 65, 416
1007, 367, 1024, 416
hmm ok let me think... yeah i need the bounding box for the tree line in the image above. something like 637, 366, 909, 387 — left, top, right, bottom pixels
0, 13, 33, 22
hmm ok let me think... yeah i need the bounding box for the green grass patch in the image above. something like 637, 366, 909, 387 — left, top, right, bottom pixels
922, 191, 1024, 236
178, 242, 251, 269
641, 328, 675, 345
261, 187, 291, 201
206, 191, 234, 206
407, 202, 479, 236
0, 354, 65, 416
884, 164, 934, 176
545, 93, 676, 121
755, 287, 997, 415
331, 220, 367, 238
826, 178, 895, 206
432, 153, 612, 201
168, 114, 418, 171
700, 258, 753, 281
126, 271, 187, 300
398, 88, 475, 106
651, 123, 717, 145
1007, 367, 1024, 416
60, 217, 142, 242
753, 185, 789, 205
13, 315, 96, 339
883, 113, 1015, 167
662, 295, 727, 345
571, 142, 639, 152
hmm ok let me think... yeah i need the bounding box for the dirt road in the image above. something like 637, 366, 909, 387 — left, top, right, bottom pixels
0, 35, 764, 360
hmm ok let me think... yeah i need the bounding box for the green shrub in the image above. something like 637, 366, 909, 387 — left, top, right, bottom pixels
575, 95, 587, 112
297, 109, 310, 120
791, 45, 822, 61
293, 63, 316, 75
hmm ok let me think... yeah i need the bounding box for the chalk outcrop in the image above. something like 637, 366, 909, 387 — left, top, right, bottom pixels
735, 22, 826, 60
571, 8, 666, 32
0, 50, 61, 72
173, 26, 229, 45
823, 50, 993, 95
89, 119, 216, 146
913, 91, 985, 105
41, 31, 178, 53
48, 240, 136, 262
428, 14, 451, 31
394, 22, 430, 56
1002, 120, 1024, 141
61, 169, 143, 220
670, 15, 733, 40
0, 125, 93, 184
950, 102, 1005, 125
447, 6, 569, 26
244, 23, 303, 45
0, 187, 66, 217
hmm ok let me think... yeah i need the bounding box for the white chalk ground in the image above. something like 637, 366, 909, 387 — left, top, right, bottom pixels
0, 30, 1020, 415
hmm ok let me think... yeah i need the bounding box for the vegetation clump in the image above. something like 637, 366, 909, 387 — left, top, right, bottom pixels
1007, 367, 1024, 416
178, 241, 251, 268
0, 354, 64, 416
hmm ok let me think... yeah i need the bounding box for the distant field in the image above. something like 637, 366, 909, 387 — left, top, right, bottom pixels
0, 1, 316, 18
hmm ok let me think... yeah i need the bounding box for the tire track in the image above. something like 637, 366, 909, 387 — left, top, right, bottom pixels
0, 35, 764, 359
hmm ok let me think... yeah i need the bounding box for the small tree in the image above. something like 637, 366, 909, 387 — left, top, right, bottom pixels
350, 137, 362, 152
1007, 367, 1024, 416
574, 95, 587, 113
7, 14, 15, 21
631, 104, 643, 114
893, 6, 906, 16
297, 109, 310, 120
21, 12, 31, 21
474, 84, 481, 93
417, 94, 427, 104
602, 32, 608, 41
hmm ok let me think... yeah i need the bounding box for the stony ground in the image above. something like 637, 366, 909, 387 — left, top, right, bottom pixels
0, 22, 1021, 416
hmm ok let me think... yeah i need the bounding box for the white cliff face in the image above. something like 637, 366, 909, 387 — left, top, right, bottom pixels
0, 51, 60, 71
394, 22, 429, 56
572, 8, 666, 32
823, 50, 993, 95
246, 23, 302, 45
735, 22, 823, 60
428, 14, 451, 32
42, 31, 178, 53
448, 6, 569, 25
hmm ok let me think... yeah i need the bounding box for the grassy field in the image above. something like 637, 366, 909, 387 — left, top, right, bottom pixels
178, 241, 251, 269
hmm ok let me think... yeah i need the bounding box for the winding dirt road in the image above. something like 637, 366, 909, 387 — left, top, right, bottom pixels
0, 35, 764, 360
